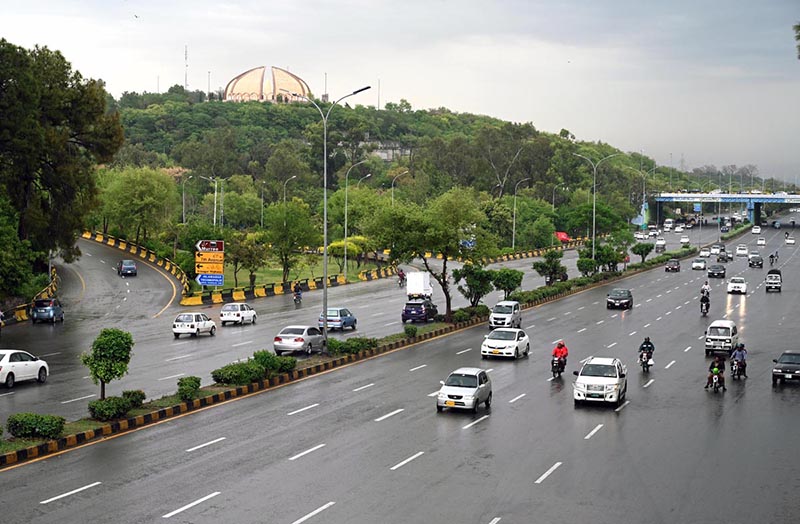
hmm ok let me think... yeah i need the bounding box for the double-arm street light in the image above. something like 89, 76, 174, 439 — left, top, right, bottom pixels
283, 175, 297, 227
512, 178, 531, 250
343, 160, 368, 281
199, 176, 218, 227
391, 170, 409, 206
181, 175, 193, 224
284, 86, 371, 342
572, 152, 622, 260
357, 173, 372, 188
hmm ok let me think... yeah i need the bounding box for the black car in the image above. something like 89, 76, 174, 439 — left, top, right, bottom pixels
606, 289, 633, 310
117, 259, 138, 276
402, 299, 438, 323
720, 225, 730, 233
665, 259, 680, 272
748, 255, 763, 268
772, 350, 800, 385
707, 264, 726, 278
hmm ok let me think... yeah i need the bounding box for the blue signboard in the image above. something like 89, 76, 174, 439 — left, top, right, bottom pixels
196, 274, 224, 286
693, 203, 702, 212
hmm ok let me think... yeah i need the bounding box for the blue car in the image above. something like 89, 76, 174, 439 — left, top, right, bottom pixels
318, 307, 357, 331
31, 298, 65, 324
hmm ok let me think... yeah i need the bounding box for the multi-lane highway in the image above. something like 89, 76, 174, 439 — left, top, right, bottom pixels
1, 224, 798, 523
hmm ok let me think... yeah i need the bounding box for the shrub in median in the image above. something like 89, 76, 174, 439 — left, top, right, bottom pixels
253, 351, 298, 375
88, 396, 133, 421
6, 413, 66, 439
403, 325, 418, 338
122, 390, 146, 409
211, 361, 266, 386
177, 376, 201, 402
327, 337, 379, 356
452, 309, 470, 323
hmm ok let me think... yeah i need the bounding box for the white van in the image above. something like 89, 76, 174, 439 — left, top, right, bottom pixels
663, 218, 674, 232
704, 319, 738, 357
489, 301, 521, 329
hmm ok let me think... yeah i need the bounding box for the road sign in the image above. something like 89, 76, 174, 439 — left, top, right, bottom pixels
195, 251, 224, 263
196, 274, 224, 286
195, 262, 224, 275
195, 240, 225, 252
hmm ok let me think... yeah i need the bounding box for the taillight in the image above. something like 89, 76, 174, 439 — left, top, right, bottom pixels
294, 337, 305, 343
274, 337, 281, 342
189, 324, 195, 328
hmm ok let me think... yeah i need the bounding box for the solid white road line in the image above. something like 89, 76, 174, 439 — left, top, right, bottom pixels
158, 373, 185, 381
584, 424, 603, 440
287, 403, 320, 416
290, 502, 336, 524
375, 408, 404, 422
352, 383, 374, 392
186, 437, 226, 453
534, 462, 563, 484
509, 393, 526, 403
643, 379, 655, 388
607, 342, 617, 348
409, 364, 427, 372
577, 327, 587, 333
685, 346, 692, 352
456, 348, 472, 355
162, 492, 221, 519
629, 331, 637, 336
615, 400, 631, 412
165, 355, 191, 362
463, 415, 489, 429
289, 443, 326, 461
390, 451, 424, 471
0, 392, 15, 398
40, 481, 102, 504
61, 394, 96, 404
665, 360, 676, 369
231, 341, 253, 347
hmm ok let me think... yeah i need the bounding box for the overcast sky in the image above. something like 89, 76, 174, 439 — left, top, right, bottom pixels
3, 0, 799, 179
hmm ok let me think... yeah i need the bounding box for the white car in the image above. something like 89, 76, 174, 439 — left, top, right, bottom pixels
436, 367, 492, 413
655, 237, 666, 247
674, 225, 684, 233
692, 258, 707, 270
752, 226, 761, 234
699, 248, 711, 258
757, 237, 766, 246
634, 231, 648, 240
480, 328, 530, 359
727, 277, 748, 294
735, 244, 749, 257
786, 237, 796, 246
173, 312, 216, 338
0, 349, 49, 388
573, 356, 627, 407
680, 235, 690, 245
220, 302, 257, 326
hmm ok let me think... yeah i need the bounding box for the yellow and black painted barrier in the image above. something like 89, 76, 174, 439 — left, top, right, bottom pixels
1, 268, 59, 330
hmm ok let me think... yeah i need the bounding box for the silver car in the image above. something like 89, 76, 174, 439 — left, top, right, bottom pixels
436, 367, 492, 413
273, 325, 325, 356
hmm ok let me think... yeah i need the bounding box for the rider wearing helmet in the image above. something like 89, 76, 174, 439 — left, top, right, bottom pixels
731, 343, 748, 378
638, 336, 655, 357
705, 355, 727, 390
552, 341, 569, 367
700, 292, 710, 312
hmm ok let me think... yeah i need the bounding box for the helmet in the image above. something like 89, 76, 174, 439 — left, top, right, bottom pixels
712, 367, 720, 374
557, 341, 564, 348
644, 337, 650, 342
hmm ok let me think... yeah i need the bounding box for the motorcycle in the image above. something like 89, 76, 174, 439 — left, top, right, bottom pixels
710, 370, 724, 392
551, 357, 565, 378
731, 359, 745, 380
293, 292, 302, 307
398, 275, 406, 287
700, 301, 709, 317
639, 350, 653, 372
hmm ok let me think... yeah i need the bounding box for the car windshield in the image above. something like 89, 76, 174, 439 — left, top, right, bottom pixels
279, 328, 305, 335
731, 278, 745, 284
445, 374, 478, 388
325, 309, 341, 317
488, 330, 516, 341
694, 259, 703, 263
34, 299, 54, 308
609, 290, 629, 298
581, 364, 617, 378
493, 305, 513, 314
221, 304, 238, 312
708, 326, 731, 337
405, 302, 423, 309
778, 354, 800, 364
175, 314, 194, 322
122, 260, 135, 266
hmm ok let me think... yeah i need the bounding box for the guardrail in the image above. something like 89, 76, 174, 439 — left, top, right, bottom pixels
1, 268, 59, 329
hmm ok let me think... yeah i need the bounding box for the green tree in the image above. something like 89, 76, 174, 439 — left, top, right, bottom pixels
532, 249, 567, 285
80, 328, 134, 400
577, 257, 597, 276
530, 215, 557, 248
452, 264, 495, 307
632, 242, 655, 263
491, 268, 524, 299
262, 198, 320, 282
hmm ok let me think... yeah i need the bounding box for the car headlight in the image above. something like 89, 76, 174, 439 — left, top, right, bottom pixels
605, 384, 619, 392
573, 383, 586, 391
463, 395, 475, 401
437, 393, 447, 400
772, 368, 781, 373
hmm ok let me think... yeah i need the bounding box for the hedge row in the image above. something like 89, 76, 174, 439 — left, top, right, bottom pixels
211, 350, 298, 386
509, 271, 622, 305
627, 247, 698, 271
721, 222, 752, 241
327, 337, 379, 355
452, 305, 491, 323
88, 396, 133, 421
6, 413, 65, 440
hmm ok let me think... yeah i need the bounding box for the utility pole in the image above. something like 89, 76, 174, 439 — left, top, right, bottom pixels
184, 45, 188, 91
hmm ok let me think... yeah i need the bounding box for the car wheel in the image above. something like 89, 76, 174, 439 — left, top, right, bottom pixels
192, 330, 198, 337
485, 392, 492, 409
252, 315, 257, 324
472, 400, 479, 414
351, 321, 357, 331
37, 367, 47, 384
481, 354, 487, 360
574, 398, 580, 407
60, 315, 65, 323
5, 373, 14, 389
525, 344, 530, 357
210, 326, 216, 336
514, 348, 519, 359
221, 321, 227, 327
772, 376, 778, 385
174, 333, 180, 339
436, 405, 443, 412
275, 350, 283, 356
306, 344, 312, 355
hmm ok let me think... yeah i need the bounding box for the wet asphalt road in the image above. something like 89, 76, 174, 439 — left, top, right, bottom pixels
1, 225, 798, 523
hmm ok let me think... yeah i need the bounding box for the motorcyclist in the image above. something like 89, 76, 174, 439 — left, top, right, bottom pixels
705, 355, 727, 390
700, 281, 711, 297
638, 336, 655, 358
397, 268, 406, 285
552, 341, 569, 370
293, 282, 303, 301
700, 293, 710, 313
731, 343, 748, 378
769, 253, 775, 266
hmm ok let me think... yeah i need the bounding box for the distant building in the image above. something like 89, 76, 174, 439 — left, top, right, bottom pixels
223, 66, 311, 102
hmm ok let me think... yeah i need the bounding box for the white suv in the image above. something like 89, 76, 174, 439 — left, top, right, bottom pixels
488, 300, 521, 329
573, 357, 627, 407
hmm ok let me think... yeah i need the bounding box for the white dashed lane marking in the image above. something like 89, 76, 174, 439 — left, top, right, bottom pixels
535, 462, 563, 484
665, 360, 676, 369
643, 379, 655, 388
584, 424, 603, 440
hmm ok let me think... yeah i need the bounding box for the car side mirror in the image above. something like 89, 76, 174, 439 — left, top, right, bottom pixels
772, 359, 777, 363
573, 370, 579, 376
478, 383, 485, 388
484, 334, 489, 339
439, 380, 445, 385
619, 373, 626, 378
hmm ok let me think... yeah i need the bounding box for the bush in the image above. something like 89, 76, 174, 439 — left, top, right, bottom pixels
472, 304, 491, 317
327, 337, 379, 356
122, 390, 146, 409
404, 325, 418, 338
6, 413, 66, 440
452, 309, 470, 323
252, 351, 298, 375
210, 361, 266, 385
88, 397, 133, 421
177, 376, 201, 402
276, 356, 297, 373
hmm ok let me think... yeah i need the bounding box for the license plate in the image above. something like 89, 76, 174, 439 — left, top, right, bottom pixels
786, 374, 793, 379
445, 401, 455, 407
589, 394, 602, 399
492, 350, 500, 354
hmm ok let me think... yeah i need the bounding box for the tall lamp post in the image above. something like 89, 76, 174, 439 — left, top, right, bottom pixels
357, 173, 372, 188
283, 175, 297, 227
260, 181, 267, 228
181, 175, 193, 224
512, 178, 531, 250
391, 170, 409, 206
284, 86, 371, 343
344, 160, 368, 282
200, 176, 218, 227
572, 152, 622, 259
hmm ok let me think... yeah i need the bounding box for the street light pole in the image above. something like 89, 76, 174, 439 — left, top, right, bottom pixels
512, 178, 531, 250
285, 86, 371, 344
357, 173, 372, 188
181, 175, 193, 224
283, 175, 297, 227
391, 170, 409, 206
344, 160, 368, 282
200, 176, 218, 227
572, 152, 622, 260
260, 181, 266, 228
